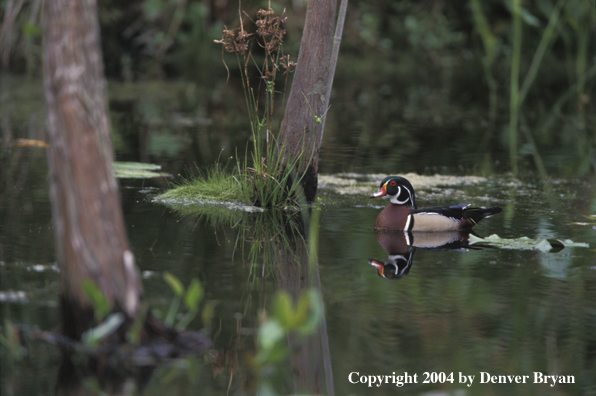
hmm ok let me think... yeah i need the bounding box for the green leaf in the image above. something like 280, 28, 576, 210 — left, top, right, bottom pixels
81, 279, 110, 321
176, 309, 197, 330
184, 279, 204, 311
257, 341, 289, 365
164, 296, 180, 327
272, 291, 294, 330
469, 234, 590, 252
470, 0, 498, 63
292, 292, 311, 329
558, 239, 591, 249
82, 313, 125, 346
503, 0, 541, 27
258, 320, 285, 351
113, 162, 170, 179
520, 8, 541, 27
297, 289, 324, 335
163, 272, 185, 297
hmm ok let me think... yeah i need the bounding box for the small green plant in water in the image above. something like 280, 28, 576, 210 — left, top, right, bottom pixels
162, 271, 205, 330
158, 160, 247, 204
77, 273, 207, 346
214, 5, 310, 209
81, 279, 111, 322
255, 288, 323, 366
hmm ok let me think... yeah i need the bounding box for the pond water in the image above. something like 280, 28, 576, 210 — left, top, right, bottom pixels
2, 142, 595, 395
1, 75, 596, 395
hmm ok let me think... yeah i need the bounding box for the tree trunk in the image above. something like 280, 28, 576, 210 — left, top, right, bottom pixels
43, 0, 142, 339
278, 0, 344, 202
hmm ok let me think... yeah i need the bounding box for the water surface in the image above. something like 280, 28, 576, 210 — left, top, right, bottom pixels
1, 146, 595, 394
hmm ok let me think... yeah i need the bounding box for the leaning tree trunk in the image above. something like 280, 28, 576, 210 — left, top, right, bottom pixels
43, 0, 142, 339
278, 0, 346, 202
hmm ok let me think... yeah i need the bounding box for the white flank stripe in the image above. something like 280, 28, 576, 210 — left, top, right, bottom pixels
404, 214, 412, 231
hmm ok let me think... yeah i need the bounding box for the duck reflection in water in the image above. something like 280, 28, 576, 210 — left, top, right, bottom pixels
370, 176, 502, 232
369, 230, 471, 280
368, 175, 502, 280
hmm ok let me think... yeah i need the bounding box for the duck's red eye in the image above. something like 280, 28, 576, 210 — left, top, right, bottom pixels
389, 180, 396, 186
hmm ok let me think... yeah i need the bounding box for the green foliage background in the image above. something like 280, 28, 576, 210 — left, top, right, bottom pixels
1, 0, 594, 176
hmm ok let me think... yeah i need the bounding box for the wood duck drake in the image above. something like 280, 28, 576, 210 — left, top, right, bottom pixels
370, 176, 502, 232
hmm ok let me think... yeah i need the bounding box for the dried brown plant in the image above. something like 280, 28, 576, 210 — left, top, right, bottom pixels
255, 8, 287, 52
279, 54, 297, 75
214, 25, 252, 55
211, 6, 304, 208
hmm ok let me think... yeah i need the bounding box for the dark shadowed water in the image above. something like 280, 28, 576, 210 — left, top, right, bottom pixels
1, 77, 595, 395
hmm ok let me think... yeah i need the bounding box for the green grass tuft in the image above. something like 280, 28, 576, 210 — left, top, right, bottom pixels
156, 162, 248, 205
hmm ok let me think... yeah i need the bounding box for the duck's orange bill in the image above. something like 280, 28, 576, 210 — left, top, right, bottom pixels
370, 183, 387, 198
368, 259, 384, 277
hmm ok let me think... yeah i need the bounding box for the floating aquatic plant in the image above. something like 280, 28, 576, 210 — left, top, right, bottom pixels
469, 234, 590, 252
114, 162, 170, 179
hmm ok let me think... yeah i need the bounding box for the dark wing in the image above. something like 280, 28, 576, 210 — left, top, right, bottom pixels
413, 204, 471, 219
414, 204, 502, 227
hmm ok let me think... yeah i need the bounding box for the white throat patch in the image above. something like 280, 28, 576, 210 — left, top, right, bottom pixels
389, 186, 414, 206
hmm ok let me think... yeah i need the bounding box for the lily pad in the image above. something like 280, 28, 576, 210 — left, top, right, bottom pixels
469, 234, 590, 253
113, 162, 170, 179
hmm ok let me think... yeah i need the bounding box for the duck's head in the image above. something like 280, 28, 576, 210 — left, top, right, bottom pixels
368, 253, 413, 280
370, 176, 417, 209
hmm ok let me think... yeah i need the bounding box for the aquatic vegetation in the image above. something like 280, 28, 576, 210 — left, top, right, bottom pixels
213, 6, 308, 209
62, 274, 208, 348
470, 0, 596, 176
161, 272, 206, 330
318, 172, 490, 195
113, 162, 170, 179
157, 6, 306, 209
469, 234, 590, 252
256, 288, 323, 366
157, 162, 246, 204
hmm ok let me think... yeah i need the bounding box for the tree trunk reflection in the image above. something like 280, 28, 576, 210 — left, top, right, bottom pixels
273, 209, 334, 396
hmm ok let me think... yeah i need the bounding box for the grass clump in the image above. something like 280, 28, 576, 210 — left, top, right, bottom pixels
220, 4, 306, 209
158, 162, 246, 205
158, 4, 307, 211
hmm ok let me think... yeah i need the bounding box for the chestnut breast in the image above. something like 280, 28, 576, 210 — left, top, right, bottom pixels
374, 204, 411, 231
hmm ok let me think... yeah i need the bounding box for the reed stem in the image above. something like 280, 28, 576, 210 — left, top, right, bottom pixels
509, 0, 522, 175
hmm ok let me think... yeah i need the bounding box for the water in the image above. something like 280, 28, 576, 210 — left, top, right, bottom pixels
1, 75, 595, 395
1, 141, 595, 394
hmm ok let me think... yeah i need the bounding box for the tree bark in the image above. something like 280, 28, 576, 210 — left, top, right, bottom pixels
43, 0, 142, 339
278, 0, 341, 202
